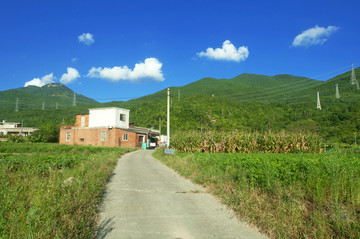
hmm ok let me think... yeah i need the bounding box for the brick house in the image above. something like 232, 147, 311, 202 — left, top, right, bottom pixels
59, 107, 159, 148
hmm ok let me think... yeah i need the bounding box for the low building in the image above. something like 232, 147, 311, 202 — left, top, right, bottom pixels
59, 107, 160, 148
0, 121, 38, 136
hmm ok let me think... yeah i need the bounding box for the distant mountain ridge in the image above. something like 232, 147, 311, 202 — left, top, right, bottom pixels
1, 69, 359, 110
0, 83, 98, 110
118, 73, 322, 106
120, 68, 360, 106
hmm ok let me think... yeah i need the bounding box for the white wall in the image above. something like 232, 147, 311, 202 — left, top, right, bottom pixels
0, 123, 17, 129
88, 107, 130, 128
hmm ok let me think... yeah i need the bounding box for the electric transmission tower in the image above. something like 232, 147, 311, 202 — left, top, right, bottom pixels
317, 92, 322, 110
335, 83, 340, 99
42, 102, 45, 110
350, 63, 357, 85
73, 92, 77, 106
56, 102, 58, 109
15, 98, 19, 112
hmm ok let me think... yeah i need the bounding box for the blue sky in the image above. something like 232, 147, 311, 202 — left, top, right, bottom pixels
1, 0, 359, 102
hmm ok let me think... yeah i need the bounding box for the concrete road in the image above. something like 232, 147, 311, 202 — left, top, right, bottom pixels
97, 150, 267, 239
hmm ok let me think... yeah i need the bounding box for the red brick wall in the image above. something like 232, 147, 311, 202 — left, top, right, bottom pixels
74, 114, 89, 128
59, 127, 144, 148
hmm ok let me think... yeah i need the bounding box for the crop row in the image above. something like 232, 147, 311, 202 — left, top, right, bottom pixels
172, 131, 324, 153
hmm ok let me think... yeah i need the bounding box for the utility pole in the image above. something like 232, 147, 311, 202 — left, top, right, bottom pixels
350, 63, 357, 85
178, 89, 180, 101
56, 102, 58, 109
15, 98, 19, 112
335, 84, 340, 99
42, 102, 45, 110
159, 117, 161, 136
73, 92, 77, 106
317, 92, 322, 110
355, 132, 357, 146
167, 88, 170, 148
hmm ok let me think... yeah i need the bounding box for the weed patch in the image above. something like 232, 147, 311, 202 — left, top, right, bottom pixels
0, 142, 136, 238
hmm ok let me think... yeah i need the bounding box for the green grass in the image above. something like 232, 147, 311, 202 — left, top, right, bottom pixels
154, 149, 360, 238
0, 142, 136, 238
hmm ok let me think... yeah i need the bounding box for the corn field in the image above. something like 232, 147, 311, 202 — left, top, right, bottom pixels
172, 131, 323, 153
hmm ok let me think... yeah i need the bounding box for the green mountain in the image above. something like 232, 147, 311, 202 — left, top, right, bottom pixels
117, 68, 360, 106
1, 69, 359, 144
113, 73, 321, 106
0, 83, 98, 111
102, 68, 360, 144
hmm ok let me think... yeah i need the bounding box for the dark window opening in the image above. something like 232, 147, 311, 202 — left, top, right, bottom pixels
120, 114, 126, 121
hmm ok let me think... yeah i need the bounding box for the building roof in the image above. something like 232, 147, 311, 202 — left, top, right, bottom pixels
126, 127, 160, 136
88, 107, 130, 112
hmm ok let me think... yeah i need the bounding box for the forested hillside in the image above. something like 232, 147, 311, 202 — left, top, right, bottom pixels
1, 68, 359, 144
0, 83, 98, 111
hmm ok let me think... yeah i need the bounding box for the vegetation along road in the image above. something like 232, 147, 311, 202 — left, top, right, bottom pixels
97, 150, 267, 239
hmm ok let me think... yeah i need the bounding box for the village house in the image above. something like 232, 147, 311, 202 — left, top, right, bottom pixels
59, 107, 160, 148
0, 121, 38, 137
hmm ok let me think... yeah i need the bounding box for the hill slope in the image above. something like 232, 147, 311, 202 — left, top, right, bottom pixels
120, 69, 360, 107
0, 83, 98, 111
1, 69, 359, 144
115, 73, 321, 107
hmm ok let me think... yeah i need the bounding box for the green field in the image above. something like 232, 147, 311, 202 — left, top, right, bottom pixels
154, 149, 360, 238
0, 142, 136, 238
2, 141, 360, 238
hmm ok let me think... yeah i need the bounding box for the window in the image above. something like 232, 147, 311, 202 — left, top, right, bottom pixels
120, 113, 126, 121
80, 138, 84, 142
123, 133, 128, 141
101, 131, 106, 142
66, 132, 71, 142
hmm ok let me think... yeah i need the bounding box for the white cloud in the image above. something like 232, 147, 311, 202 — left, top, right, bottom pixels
71, 57, 78, 62
87, 57, 165, 82
60, 67, 80, 84
24, 73, 55, 87
292, 25, 339, 47
78, 33, 95, 45
197, 40, 249, 62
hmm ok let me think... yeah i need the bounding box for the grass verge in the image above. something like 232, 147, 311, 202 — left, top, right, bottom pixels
0, 142, 136, 238
153, 149, 360, 238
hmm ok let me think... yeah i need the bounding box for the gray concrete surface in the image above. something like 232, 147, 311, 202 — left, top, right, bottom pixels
97, 150, 268, 239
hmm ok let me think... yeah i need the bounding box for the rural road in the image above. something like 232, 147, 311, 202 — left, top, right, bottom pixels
97, 150, 267, 239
